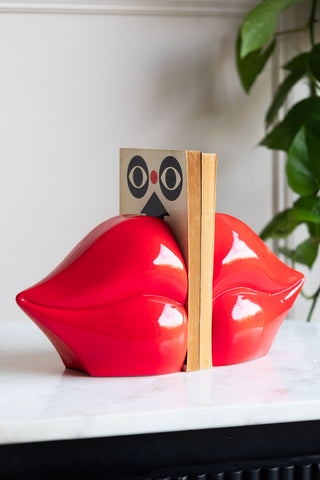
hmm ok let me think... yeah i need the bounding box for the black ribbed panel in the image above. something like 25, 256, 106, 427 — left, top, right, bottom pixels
230, 471, 243, 479
248, 468, 261, 479
149, 460, 320, 480
282, 465, 294, 480
297, 464, 312, 480
263, 467, 280, 480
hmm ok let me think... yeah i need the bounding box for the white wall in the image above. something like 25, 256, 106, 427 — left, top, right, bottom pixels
3, 0, 309, 323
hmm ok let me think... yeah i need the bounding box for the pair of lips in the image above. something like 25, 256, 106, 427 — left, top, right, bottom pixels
16, 214, 304, 375
212, 214, 304, 366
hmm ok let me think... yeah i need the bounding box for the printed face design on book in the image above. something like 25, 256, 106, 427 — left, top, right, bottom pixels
126, 154, 183, 218
120, 149, 189, 259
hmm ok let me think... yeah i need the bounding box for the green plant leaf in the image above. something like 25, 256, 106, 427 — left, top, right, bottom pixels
261, 97, 320, 151
265, 69, 306, 126
306, 127, 320, 190
279, 238, 319, 268
308, 222, 320, 240
309, 43, 320, 82
286, 126, 319, 196
240, 0, 304, 58
265, 52, 310, 126
294, 195, 320, 223
260, 208, 302, 239
295, 238, 319, 268
236, 32, 276, 92
278, 246, 295, 261
284, 52, 310, 72
307, 118, 320, 138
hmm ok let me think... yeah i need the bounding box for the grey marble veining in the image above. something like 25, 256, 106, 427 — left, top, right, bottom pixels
0, 319, 319, 444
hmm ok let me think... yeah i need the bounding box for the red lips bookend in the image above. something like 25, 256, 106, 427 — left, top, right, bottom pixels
16, 213, 304, 375
212, 213, 304, 366
16, 215, 188, 376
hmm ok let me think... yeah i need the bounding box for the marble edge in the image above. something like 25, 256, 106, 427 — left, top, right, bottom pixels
1, 401, 320, 445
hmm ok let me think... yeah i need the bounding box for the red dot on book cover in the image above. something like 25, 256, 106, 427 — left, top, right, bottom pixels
150, 170, 158, 184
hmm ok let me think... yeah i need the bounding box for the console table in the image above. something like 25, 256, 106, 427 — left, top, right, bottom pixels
1, 319, 320, 479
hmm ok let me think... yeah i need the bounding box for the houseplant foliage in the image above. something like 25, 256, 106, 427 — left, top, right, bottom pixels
237, 0, 320, 321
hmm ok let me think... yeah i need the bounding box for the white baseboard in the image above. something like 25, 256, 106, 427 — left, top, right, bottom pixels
0, 0, 256, 16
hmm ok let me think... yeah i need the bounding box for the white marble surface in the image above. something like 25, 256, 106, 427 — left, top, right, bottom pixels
0, 319, 320, 445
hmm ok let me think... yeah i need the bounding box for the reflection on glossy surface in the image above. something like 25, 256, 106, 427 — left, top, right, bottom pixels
16, 215, 188, 376
231, 295, 262, 321
222, 232, 257, 265
212, 214, 304, 366
153, 244, 185, 270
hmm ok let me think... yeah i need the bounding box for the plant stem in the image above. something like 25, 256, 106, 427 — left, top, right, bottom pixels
306, 285, 320, 322
301, 288, 317, 300
309, 75, 320, 96
309, 0, 318, 47
275, 24, 308, 37
309, 77, 317, 96
275, 0, 318, 42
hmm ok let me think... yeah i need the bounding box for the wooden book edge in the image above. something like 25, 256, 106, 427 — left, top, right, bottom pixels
199, 153, 217, 370
185, 150, 202, 372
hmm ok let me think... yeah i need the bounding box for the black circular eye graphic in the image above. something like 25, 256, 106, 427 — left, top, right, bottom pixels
159, 156, 183, 201
127, 156, 149, 198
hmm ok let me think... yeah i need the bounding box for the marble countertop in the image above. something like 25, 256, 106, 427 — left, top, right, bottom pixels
0, 318, 320, 445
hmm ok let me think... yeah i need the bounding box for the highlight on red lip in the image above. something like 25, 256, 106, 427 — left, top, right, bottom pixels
212, 213, 304, 366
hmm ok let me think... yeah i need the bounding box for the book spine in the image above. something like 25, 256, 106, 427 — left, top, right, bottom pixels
199, 153, 217, 369
186, 151, 202, 372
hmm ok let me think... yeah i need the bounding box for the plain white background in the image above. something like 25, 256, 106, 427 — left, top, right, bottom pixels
1, 1, 318, 323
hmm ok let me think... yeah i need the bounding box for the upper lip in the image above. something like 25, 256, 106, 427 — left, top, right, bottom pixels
16, 215, 187, 313
213, 213, 304, 300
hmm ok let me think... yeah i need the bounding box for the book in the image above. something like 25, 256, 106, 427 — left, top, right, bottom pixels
119, 148, 217, 371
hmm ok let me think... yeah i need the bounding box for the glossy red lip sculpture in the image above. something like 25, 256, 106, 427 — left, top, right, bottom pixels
16, 213, 304, 375
16, 215, 188, 376
212, 213, 304, 366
